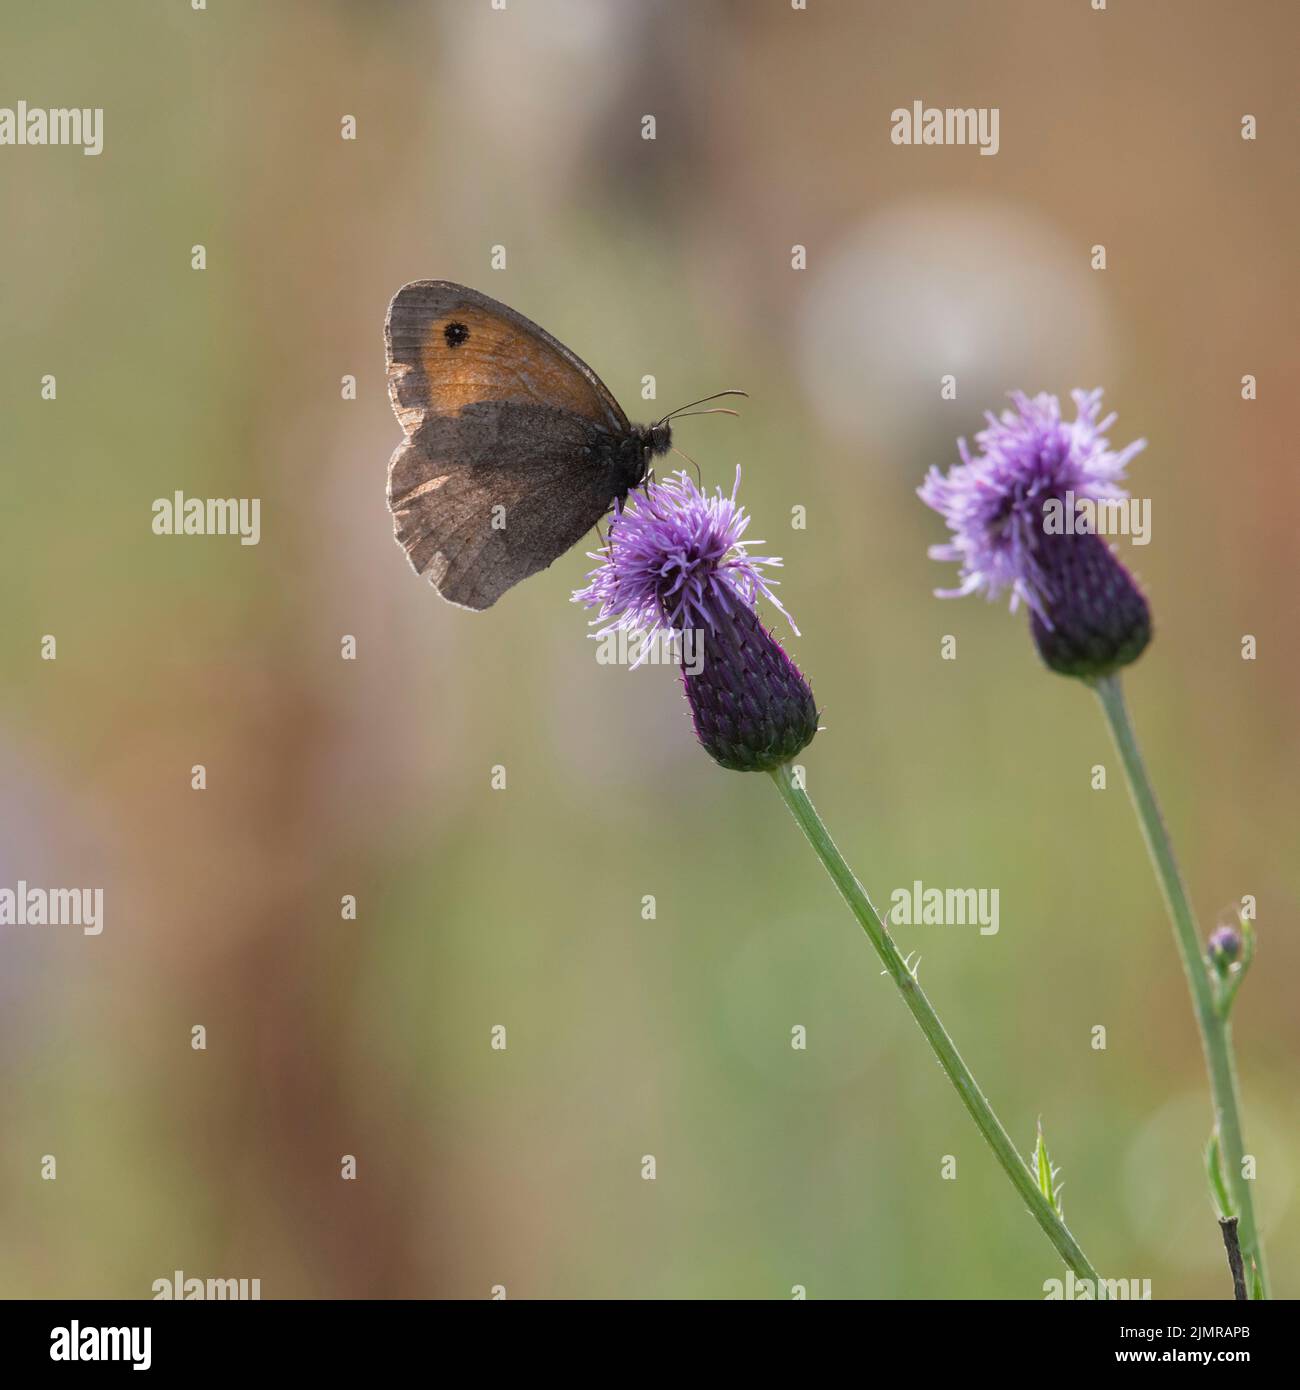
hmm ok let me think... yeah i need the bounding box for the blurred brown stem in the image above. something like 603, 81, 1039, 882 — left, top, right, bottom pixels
1219, 1218, 1248, 1301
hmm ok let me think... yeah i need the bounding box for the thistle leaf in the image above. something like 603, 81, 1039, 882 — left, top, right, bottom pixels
1205, 1129, 1234, 1221
1034, 1120, 1064, 1216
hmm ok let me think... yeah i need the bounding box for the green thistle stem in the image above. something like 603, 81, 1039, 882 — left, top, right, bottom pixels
1093, 673, 1269, 1298
768, 764, 1103, 1290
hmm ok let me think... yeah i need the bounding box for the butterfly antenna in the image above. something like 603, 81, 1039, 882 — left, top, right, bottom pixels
656, 389, 748, 426
671, 445, 703, 487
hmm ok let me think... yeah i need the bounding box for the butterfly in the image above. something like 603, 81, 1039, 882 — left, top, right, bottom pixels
384, 280, 742, 609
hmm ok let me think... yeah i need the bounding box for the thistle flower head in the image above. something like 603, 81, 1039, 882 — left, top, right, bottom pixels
574, 467, 817, 772
573, 467, 794, 642
919, 389, 1152, 679
919, 388, 1144, 615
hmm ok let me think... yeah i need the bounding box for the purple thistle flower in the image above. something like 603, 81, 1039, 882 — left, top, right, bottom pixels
574, 468, 818, 771
919, 389, 1152, 679
575, 467, 795, 642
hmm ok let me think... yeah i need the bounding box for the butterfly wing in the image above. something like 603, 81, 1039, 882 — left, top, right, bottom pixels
387, 415, 622, 611
386, 280, 628, 436
384, 281, 631, 609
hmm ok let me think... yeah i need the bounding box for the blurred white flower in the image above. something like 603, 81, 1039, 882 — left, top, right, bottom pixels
796, 195, 1115, 459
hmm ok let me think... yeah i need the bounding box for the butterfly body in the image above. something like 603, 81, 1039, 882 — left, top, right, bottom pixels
384, 280, 673, 610
598, 419, 674, 505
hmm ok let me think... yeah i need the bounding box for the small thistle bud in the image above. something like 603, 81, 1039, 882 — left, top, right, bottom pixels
919, 389, 1152, 680
1028, 529, 1151, 678
574, 466, 816, 771
684, 601, 818, 771
1208, 924, 1242, 968
1208, 917, 1253, 1015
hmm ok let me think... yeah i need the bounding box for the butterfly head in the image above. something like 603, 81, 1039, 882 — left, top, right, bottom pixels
643, 421, 674, 458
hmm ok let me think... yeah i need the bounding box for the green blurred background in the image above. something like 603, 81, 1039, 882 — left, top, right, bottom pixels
2, 0, 1295, 1299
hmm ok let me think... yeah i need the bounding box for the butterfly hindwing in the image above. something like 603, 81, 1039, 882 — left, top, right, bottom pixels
388, 416, 615, 611
384, 280, 631, 608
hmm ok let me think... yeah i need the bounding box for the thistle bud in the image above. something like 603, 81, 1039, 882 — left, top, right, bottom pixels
1028, 530, 1151, 678
1208, 924, 1242, 968
684, 601, 818, 772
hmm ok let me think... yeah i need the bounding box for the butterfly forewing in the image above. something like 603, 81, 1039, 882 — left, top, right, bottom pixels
385, 281, 628, 436
384, 280, 632, 609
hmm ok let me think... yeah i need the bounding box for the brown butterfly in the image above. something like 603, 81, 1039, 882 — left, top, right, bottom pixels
384, 280, 742, 609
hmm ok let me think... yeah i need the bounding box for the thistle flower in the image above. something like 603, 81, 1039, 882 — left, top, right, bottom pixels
919, 389, 1151, 679
574, 468, 818, 771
